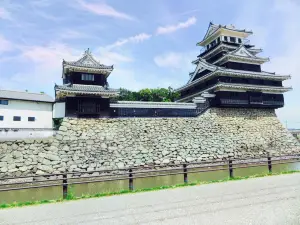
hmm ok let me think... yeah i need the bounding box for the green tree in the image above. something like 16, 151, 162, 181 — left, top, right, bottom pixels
116, 87, 180, 102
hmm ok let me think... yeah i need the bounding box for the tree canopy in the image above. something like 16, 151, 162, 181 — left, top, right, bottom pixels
116, 87, 180, 102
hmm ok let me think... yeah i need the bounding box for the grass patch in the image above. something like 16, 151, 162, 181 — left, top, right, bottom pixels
1, 169, 300, 209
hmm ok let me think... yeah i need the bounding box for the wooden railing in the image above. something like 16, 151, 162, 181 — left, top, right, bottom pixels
0, 154, 300, 199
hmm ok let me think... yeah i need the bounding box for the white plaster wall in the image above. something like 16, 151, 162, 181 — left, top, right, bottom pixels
0, 100, 53, 128
53, 102, 65, 118
0, 130, 55, 141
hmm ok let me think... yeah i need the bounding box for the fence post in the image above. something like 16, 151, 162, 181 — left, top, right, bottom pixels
228, 160, 233, 179
129, 169, 133, 191
63, 174, 68, 199
183, 164, 188, 184
268, 156, 272, 173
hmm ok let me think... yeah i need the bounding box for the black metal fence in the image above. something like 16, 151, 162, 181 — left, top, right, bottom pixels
0, 154, 300, 199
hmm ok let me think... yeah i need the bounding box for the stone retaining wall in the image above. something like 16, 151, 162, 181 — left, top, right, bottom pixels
0, 108, 299, 177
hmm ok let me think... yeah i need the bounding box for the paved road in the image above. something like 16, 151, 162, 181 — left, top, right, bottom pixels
1, 173, 300, 225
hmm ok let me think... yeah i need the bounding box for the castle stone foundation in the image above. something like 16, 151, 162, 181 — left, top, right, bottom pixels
0, 108, 299, 177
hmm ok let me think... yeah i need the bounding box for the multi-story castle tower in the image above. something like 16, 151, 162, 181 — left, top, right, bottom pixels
55, 49, 119, 117
176, 22, 292, 108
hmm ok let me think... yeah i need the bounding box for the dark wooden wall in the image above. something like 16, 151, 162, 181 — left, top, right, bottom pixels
64, 72, 108, 86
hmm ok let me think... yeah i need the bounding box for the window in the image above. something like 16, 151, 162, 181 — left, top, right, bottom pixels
217, 37, 220, 43
209, 40, 216, 48
0, 116, 3, 121
238, 38, 242, 43
224, 36, 228, 42
0, 100, 8, 105
13, 116, 21, 121
28, 117, 35, 122
230, 37, 236, 42
81, 74, 94, 81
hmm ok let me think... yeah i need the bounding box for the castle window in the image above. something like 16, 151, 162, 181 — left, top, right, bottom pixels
230, 37, 236, 42
224, 36, 228, 42
0, 100, 8, 105
81, 74, 94, 81
0, 116, 3, 121
238, 38, 242, 43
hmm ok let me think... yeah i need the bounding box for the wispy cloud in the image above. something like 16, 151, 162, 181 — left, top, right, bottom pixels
154, 52, 183, 69
29, 0, 53, 7
0, 7, 12, 20
59, 30, 89, 40
106, 33, 152, 49
177, 9, 200, 17
34, 11, 62, 21
96, 49, 134, 65
154, 51, 196, 72
0, 35, 14, 53
76, 0, 134, 20
156, 17, 197, 35
19, 42, 80, 65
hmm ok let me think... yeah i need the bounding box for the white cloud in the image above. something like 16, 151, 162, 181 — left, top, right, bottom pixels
95, 48, 134, 65
108, 68, 146, 91
154, 51, 196, 71
76, 0, 134, 20
0, 35, 14, 53
59, 30, 89, 40
154, 52, 183, 69
106, 33, 152, 49
0, 7, 11, 20
156, 17, 197, 35
19, 43, 80, 65
29, 0, 53, 7
0, 43, 82, 94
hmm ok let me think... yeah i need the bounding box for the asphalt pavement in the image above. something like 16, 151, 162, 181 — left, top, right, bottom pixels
1, 173, 300, 225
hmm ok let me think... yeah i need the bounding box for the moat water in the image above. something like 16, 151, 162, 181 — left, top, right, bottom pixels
1, 162, 300, 204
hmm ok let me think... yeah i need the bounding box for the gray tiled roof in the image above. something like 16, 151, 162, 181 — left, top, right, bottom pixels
0, 89, 54, 102
63, 49, 113, 70
55, 84, 119, 93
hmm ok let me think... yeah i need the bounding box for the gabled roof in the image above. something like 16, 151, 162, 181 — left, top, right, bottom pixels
180, 58, 290, 92
230, 45, 256, 58
202, 22, 220, 40
188, 58, 216, 83
63, 49, 113, 73
213, 45, 269, 65
198, 22, 253, 46
0, 89, 54, 102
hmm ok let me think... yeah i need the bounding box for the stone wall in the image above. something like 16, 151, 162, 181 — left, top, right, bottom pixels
0, 108, 299, 177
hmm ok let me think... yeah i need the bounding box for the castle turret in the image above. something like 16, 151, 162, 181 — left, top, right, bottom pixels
55, 49, 119, 117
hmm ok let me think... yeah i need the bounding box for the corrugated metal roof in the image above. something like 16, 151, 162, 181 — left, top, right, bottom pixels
0, 90, 54, 102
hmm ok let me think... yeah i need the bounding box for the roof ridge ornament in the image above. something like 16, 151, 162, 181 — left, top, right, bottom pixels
84, 48, 91, 55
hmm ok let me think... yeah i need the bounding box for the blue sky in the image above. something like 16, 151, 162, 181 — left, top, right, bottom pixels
0, 0, 299, 127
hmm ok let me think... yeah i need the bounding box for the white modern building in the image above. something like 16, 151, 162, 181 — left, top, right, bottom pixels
0, 89, 54, 140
